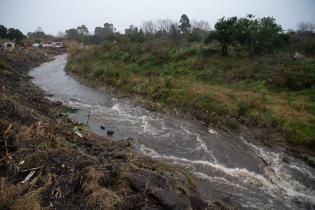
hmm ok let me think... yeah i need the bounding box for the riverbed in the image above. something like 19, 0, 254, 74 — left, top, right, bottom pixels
29, 54, 315, 210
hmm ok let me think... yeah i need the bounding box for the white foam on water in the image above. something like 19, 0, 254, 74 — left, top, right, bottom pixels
181, 125, 207, 150
180, 124, 218, 162
138, 143, 315, 208
68, 100, 91, 109
287, 164, 315, 181
240, 137, 315, 206
110, 103, 141, 123
139, 115, 170, 136
208, 128, 218, 134
193, 171, 250, 192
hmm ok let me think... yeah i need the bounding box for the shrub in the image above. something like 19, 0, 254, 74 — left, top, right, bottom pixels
91, 66, 105, 79
285, 121, 315, 145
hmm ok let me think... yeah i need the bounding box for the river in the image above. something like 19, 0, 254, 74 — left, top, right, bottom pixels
29, 54, 315, 210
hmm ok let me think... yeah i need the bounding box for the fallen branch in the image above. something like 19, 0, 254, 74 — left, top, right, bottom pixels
21, 167, 41, 172
4, 123, 13, 135
21, 170, 36, 184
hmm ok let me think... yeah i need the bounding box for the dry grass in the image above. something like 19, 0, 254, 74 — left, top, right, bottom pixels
11, 192, 42, 210
0, 177, 28, 209
17, 121, 56, 144
82, 167, 121, 210
64, 40, 81, 56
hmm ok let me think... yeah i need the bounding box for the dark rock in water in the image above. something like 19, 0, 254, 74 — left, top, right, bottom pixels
100, 125, 105, 130
54, 101, 62, 106
72, 108, 80, 112
107, 130, 114, 136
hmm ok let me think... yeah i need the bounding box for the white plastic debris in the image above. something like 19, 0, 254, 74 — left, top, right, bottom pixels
21, 171, 36, 184
74, 127, 83, 138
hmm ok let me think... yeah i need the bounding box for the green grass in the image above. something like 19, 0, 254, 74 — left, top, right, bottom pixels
66, 39, 315, 146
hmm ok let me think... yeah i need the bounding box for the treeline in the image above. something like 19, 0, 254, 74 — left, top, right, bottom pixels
0, 25, 26, 42
65, 14, 210, 44
64, 14, 315, 56
0, 25, 64, 45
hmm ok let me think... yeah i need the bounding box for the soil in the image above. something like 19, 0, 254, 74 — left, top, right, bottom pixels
0, 49, 230, 209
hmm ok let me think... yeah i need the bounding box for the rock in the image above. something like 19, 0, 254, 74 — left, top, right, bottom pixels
100, 125, 105, 130
127, 170, 166, 192
54, 101, 62, 106
190, 195, 211, 210
294, 52, 305, 60
150, 190, 190, 210
107, 130, 114, 136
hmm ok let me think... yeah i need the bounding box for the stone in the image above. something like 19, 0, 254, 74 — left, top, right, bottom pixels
150, 190, 190, 210
127, 170, 166, 192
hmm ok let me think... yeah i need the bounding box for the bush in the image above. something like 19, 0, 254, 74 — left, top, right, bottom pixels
285, 121, 315, 145
91, 66, 105, 78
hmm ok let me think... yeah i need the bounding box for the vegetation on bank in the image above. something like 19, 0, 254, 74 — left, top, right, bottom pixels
66, 15, 315, 148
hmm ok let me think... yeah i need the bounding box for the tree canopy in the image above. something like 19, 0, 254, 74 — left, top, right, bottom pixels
207, 15, 285, 56
179, 14, 191, 34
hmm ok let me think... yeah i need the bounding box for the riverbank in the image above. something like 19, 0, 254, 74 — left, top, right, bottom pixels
66, 40, 315, 162
0, 50, 228, 209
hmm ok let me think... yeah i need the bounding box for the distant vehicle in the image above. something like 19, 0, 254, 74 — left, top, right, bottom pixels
32, 43, 42, 48
0, 41, 16, 50
42, 43, 52, 48
51, 42, 64, 48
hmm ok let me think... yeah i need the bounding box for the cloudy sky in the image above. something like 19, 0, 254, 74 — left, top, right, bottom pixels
1, 0, 315, 35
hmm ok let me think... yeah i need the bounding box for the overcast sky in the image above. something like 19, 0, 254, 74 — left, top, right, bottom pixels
1, 0, 315, 35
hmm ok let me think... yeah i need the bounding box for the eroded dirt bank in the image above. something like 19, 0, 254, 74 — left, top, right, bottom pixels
0, 50, 229, 209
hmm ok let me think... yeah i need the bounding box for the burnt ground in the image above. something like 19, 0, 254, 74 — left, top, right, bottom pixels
0, 49, 230, 210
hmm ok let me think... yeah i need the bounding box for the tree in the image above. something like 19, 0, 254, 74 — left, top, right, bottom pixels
0, 25, 8, 38
125, 25, 145, 42
235, 15, 284, 55
157, 19, 173, 34
77, 25, 89, 36
27, 27, 46, 43
35, 26, 44, 33
207, 16, 237, 56
65, 28, 80, 42
7, 28, 26, 42
94, 23, 116, 41
142, 20, 156, 36
179, 14, 191, 34
235, 15, 260, 55
57, 31, 65, 38
257, 17, 283, 51
169, 23, 181, 41
297, 22, 315, 33
191, 20, 211, 31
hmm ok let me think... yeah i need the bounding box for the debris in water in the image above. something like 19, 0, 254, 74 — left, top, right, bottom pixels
107, 130, 114, 136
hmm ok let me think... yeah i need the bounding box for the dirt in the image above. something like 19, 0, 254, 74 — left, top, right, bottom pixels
0, 49, 230, 209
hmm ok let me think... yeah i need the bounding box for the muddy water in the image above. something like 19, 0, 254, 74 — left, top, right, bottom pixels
30, 54, 315, 210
